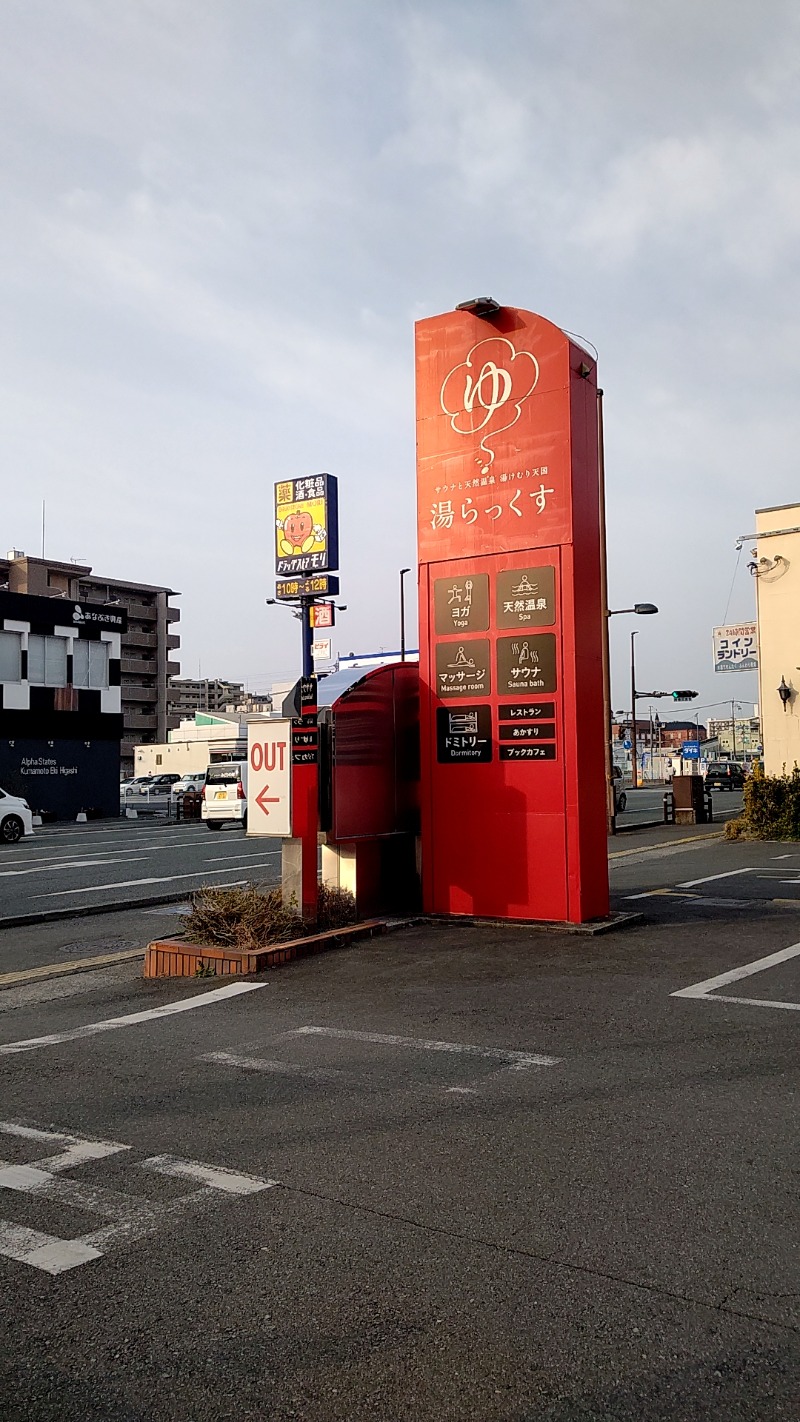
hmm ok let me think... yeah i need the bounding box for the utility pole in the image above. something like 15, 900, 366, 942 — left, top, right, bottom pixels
630, 630, 639, 790
731, 699, 737, 760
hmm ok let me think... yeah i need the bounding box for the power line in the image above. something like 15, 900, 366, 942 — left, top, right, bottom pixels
721, 544, 743, 624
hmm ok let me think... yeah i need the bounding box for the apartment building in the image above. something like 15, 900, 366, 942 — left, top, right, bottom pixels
168, 678, 244, 718
0, 551, 180, 777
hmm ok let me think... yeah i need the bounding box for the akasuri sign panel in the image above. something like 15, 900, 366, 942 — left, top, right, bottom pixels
416, 306, 609, 924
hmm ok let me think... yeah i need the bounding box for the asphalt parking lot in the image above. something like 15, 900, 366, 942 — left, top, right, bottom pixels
0, 817, 279, 923
0, 827, 797, 1420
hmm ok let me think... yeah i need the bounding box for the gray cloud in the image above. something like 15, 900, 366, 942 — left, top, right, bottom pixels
0, 0, 796, 712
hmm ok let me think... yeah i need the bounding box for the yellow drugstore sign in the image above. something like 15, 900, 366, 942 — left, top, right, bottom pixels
274, 474, 339, 577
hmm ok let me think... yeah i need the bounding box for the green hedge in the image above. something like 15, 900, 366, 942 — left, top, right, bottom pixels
725, 765, 800, 840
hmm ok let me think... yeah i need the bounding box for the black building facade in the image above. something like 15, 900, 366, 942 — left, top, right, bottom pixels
0, 590, 126, 818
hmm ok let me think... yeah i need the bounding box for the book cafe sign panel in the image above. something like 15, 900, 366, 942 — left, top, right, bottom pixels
712, 623, 758, 674
415, 305, 609, 926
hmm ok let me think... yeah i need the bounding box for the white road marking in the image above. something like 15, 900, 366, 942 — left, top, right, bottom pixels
204, 847, 282, 858
0, 838, 204, 868
139, 1154, 277, 1195
677, 868, 759, 888
201, 1049, 346, 1082
31, 862, 275, 897
0, 857, 147, 879
0, 1121, 278, 1274
0, 1223, 102, 1274
288, 1025, 561, 1068
0, 981, 266, 1055
706, 993, 800, 1012
771, 854, 796, 860
672, 940, 800, 1012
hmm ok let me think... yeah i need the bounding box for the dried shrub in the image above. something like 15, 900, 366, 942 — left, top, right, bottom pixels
182, 885, 303, 951
181, 881, 357, 950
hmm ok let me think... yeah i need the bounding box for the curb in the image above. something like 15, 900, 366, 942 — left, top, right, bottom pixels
0, 948, 145, 992
609, 831, 723, 860
145, 918, 395, 978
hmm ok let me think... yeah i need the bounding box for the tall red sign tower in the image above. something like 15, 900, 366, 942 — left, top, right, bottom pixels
416, 304, 609, 924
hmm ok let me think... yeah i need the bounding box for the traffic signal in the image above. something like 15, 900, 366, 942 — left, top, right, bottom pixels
672, 690, 698, 701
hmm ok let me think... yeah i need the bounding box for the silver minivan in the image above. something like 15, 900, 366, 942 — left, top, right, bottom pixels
201, 761, 248, 831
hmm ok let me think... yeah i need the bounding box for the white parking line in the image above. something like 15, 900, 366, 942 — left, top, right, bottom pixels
201, 1049, 346, 1083
139, 1154, 277, 1195
0, 981, 266, 1055
203, 847, 281, 858
288, 1025, 561, 1068
0, 837, 205, 868
672, 940, 800, 1012
677, 868, 759, 888
0, 857, 148, 879
31, 863, 276, 898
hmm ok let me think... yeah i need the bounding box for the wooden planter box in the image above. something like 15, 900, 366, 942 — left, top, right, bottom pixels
144, 919, 388, 979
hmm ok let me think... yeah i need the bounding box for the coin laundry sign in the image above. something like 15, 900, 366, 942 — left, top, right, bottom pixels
712, 623, 758, 673
274, 474, 339, 577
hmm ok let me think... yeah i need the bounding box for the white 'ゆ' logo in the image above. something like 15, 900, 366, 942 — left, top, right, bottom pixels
439, 337, 539, 473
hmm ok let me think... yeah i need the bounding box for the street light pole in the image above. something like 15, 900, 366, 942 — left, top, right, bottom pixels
399, 567, 411, 662
605, 600, 658, 826
630, 630, 639, 790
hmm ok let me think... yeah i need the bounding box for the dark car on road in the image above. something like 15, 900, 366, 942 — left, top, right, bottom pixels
705, 761, 746, 790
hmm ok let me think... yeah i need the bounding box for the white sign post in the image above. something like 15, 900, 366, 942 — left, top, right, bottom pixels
311, 637, 331, 660
246, 720, 291, 836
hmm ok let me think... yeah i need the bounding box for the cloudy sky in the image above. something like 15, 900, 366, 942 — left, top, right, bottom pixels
2, 0, 797, 721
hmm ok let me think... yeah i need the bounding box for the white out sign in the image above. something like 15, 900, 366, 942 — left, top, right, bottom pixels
247, 720, 291, 836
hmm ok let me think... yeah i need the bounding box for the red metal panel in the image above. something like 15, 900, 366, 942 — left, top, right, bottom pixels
329, 664, 420, 843
416, 307, 608, 924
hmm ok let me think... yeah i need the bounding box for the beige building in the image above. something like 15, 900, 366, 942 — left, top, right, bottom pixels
706, 716, 761, 756
134, 712, 247, 775
754, 503, 800, 775
0, 551, 180, 776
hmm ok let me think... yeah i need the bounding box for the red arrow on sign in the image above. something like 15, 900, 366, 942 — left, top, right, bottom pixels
256, 784, 280, 815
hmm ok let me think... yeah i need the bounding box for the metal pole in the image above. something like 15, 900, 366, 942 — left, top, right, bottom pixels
597, 390, 616, 832
731, 699, 737, 760
300, 595, 314, 679
630, 630, 639, 790
399, 567, 411, 662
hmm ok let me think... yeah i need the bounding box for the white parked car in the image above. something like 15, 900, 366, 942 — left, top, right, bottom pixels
201, 762, 248, 831
0, 788, 34, 843
171, 772, 207, 801
120, 776, 151, 798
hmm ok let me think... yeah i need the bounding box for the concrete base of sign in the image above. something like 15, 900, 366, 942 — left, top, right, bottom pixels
423, 910, 642, 937
281, 838, 303, 912
321, 841, 381, 917
322, 838, 421, 919
144, 919, 393, 979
